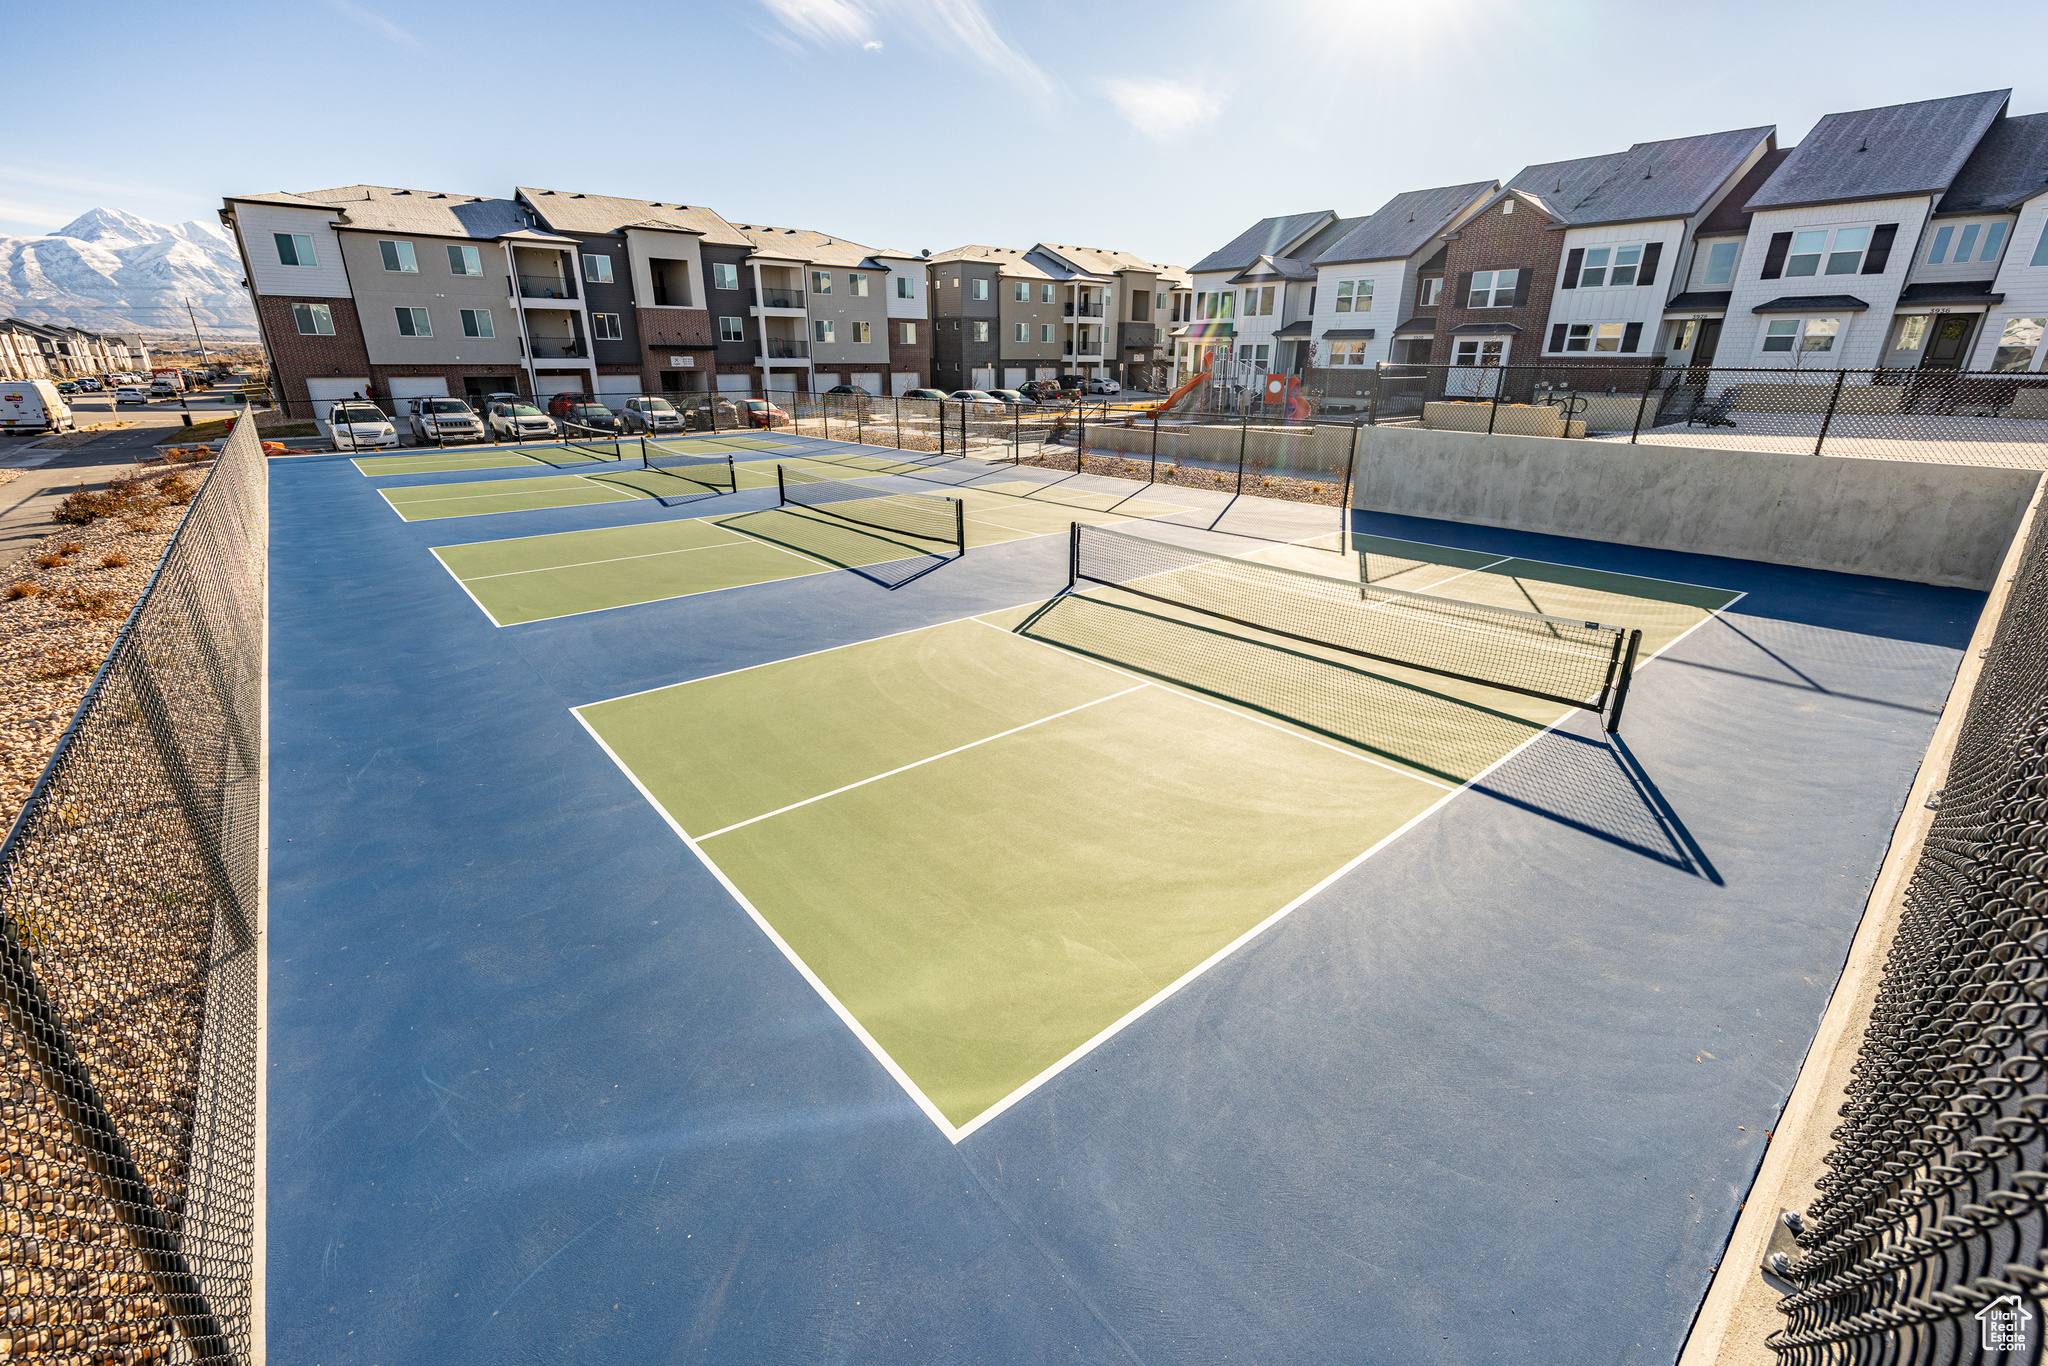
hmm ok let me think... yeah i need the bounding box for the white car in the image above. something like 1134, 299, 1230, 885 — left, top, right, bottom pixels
1087, 377, 1121, 395
621, 396, 684, 434
0, 379, 74, 434
327, 402, 397, 450
407, 398, 487, 443
487, 401, 557, 441
149, 380, 177, 399
114, 385, 148, 406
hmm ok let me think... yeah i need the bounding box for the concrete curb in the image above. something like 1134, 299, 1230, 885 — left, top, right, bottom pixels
1678, 470, 2048, 1364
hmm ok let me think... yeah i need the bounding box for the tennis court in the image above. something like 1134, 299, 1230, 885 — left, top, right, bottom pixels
574, 527, 1739, 1133
432, 478, 1194, 624
350, 431, 802, 478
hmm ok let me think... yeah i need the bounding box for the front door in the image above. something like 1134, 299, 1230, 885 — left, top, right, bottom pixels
1691, 319, 1723, 367
1921, 315, 1975, 369
1446, 338, 1508, 397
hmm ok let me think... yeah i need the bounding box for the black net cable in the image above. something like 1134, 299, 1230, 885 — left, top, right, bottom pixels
559, 421, 625, 461
1070, 521, 1631, 720
777, 466, 966, 555
0, 414, 265, 1363
1765, 499, 2048, 1363
641, 439, 736, 492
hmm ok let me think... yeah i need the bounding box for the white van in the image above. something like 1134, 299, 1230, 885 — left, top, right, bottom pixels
0, 379, 75, 435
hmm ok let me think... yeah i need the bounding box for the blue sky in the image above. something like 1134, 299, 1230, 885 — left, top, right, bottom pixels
8, 0, 2047, 265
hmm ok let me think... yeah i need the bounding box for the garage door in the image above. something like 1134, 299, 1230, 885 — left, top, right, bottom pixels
891, 372, 920, 395
814, 373, 841, 391
766, 373, 797, 393
595, 375, 640, 411
1002, 369, 1025, 389
852, 373, 883, 395
970, 368, 995, 390
307, 378, 369, 403
717, 375, 752, 394
533, 375, 586, 398
387, 377, 448, 400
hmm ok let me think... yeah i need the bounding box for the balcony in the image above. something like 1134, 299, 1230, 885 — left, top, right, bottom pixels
1063, 304, 1104, 318
517, 274, 576, 300
1120, 322, 1158, 349
748, 288, 806, 311
527, 338, 585, 359
763, 338, 809, 359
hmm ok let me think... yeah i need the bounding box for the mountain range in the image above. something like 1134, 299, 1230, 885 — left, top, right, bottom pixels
0, 208, 257, 337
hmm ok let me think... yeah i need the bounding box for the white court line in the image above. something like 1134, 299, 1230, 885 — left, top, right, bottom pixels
1351, 530, 1745, 596
695, 684, 1150, 841
459, 535, 753, 581
383, 481, 635, 508
427, 546, 509, 628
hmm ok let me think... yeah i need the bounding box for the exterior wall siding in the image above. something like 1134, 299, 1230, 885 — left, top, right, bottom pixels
236, 204, 351, 299
254, 294, 374, 412
1721, 195, 1933, 370
1540, 218, 1687, 356
1433, 198, 1569, 370
1308, 259, 1409, 372
1970, 197, 2048, 371
336, 231, 526, 368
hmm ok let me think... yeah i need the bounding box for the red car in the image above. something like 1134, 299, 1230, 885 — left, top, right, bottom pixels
742, 399, 791, 428
545, 391, 596, 418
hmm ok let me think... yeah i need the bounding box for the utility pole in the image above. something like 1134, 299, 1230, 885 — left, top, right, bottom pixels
183, 296, 210, 368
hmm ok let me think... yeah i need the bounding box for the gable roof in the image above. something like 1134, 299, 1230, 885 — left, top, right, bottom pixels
282, 185, 532, 238
1746, 90, 2010, 211
1505, 126, 1775, 228
1317, 182, 1496, 264
516, 187, 752, 246
1034, 243, 1160, 277
1936, 111, 2048, 215
1695, 146, 1794, 237
224, 190, 343, 212
1189, 211, 1336, 274
727, 222, 902, 268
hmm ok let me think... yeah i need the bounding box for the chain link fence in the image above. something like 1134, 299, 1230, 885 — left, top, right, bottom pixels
1, 412, 265, 1363
1765, 501, 2048, 1361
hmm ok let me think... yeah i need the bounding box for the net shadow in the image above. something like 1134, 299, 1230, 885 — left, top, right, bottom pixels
581, 469, 730, 509
719, 509, 955, 590
1469, 730, 1722, 881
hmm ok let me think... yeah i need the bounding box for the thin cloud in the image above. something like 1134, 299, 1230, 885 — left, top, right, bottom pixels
329, 0, 422, 50
758, 0, 1048, 93
1103, 79, 1222, 141
758, 0, 875, 45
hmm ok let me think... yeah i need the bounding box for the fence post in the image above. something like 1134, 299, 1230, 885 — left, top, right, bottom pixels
1629, 364, 1658, 445
1487, 372, 1503, 435
822, 396, 830, 442
895, 395, 902, 450
1370, 363, 1382, 426
1014, 406, 1020, 463
1343, 421, 1361, 557
1150, 412, 1159, 483
1236, 409, 1248, 494
940, 400, 947, 458
1815, 369, 1848, 457
1076, 402, 1085, 473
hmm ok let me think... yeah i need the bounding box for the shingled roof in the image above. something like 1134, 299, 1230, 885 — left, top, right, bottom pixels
1189, 211, 1335, 274
516, 187, 752, 246
279, 185, 532, 239
1936, 111, 2048, 215
1746, 90, 2010, 211
1316, 183, 1495, 264
1504, 126, 1775, 228
1694, 147, 1794, 237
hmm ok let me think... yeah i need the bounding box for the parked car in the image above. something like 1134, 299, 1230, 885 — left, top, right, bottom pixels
55, 381, 78, 395
326, 402, 397, 451
899, 388, 949, 403
741, 398, 792, 429
545, 391, 597, 418
1057, 376, 1089, 393
76, 377, 102, 392
0, 379, 75, 434
1087, 377, 1122, 395
560, 402, 623, 435
148, 379, 177, 399
948, 389, 1006, 415
406, 397, 487, 443
622, 396, 685, 434
680, 397, 741, 431
823, 384, 863, 396
988, 388, 1032, 405
487, 401, 558, 441
1018, 380, 1064, 401
114, 385, 148, 406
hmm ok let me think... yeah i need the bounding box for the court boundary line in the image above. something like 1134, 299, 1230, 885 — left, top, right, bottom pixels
1350, 527, 1745, 597
460, 535, 754, 581
569, 569, 1745, 1143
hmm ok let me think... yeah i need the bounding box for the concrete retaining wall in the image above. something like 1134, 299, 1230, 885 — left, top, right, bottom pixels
1078, 422, 1356, 475
1352, 424, 2039, 589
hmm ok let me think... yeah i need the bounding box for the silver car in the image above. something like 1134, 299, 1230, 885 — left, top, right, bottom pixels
407, 398, 487, 444
487, 401, 558, 441
621, 397, 685, 434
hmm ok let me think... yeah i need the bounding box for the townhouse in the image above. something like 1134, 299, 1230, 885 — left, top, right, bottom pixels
1154, 267, 1192, 386
0, 319, 144, 380
1182, 212, 1340, 387
0, 324, 47, 381
1965, 113, 2048, 374
1209, 212, 1364, 390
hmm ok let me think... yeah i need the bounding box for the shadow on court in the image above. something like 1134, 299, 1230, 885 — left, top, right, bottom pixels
716, 506, 957, 589
1472, 729, 1723, 882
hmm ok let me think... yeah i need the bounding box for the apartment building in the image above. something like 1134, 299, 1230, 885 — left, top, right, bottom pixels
1032, 244, 1174, 385
927, 247, 1004, 390
725, 224, 910, 395
0, 324, 47, 380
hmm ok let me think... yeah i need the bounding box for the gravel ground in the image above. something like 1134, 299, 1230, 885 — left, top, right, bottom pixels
0, 465, 201, 831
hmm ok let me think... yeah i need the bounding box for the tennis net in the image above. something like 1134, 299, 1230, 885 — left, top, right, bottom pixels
778, 465, 966, 556
643, 437, 737, 492
1069, 521, 1641, 731
560, 419, 627, 461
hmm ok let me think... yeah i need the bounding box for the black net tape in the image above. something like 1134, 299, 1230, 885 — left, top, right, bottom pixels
1769, 499, 2048, 1362
0, 414, 264, 1364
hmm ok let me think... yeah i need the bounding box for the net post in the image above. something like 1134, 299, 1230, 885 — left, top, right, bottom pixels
640, 434, 649, 469
1068, 521, 1079, 588
725, 453, 735, 492
1604, 629, 1642, 734
955, 496, 966, 557
777, 462, 787, 508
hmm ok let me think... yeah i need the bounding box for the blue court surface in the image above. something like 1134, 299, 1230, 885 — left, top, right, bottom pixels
268, 438, 1979, 1363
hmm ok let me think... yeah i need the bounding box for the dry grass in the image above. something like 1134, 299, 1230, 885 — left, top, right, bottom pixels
98, 550, 129, 569
3, 582, 42, 600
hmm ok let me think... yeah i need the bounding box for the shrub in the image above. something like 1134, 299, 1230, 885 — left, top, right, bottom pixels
54, 588, 120, 619
99, 550, 130, 569
4, 581, 44, 600
36, 552, 67, 568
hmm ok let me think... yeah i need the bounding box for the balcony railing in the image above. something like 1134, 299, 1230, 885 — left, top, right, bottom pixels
763, 339, 809, 359
1064, 304, 1104, 317
518, 274, 576, 300
527, 339, 585, 358
749, 289, 806, 310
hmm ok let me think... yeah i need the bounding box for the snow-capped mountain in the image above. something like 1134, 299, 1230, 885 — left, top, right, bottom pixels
0, 208, 256, 337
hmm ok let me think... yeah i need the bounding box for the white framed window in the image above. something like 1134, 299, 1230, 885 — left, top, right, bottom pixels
1040, 283, 1053, 303
1254, 286, 1275, 315
1328, 341, 1368, 366
460, 308, 494, 338
378, 240, 417, 273
1801, 318, 1840, 351
1238, 344, 1252, 361
1891, 316, 1928, 352
812, 270, 832, 294
971, 278, 989, 300
1702, 241, 1739, 286
899, 322, 916, 345
972, 320, 989, 342
849, 273, 869, 297
274, 233, 316, 267
591, 313, 621, 341
1418, 277, 1442, 306
1761, 317, 1840, 354
1254, 343, 1269, 366
1785, 227, 1869, 277
583, 254, 614, 284
712, 262, 739, 290
1467, 270, 1518, 307
1994, 318, 2045, 372
1013, 281, 1029, 302
395, 307, 431, 338
1574, 244, 1641, 288
290, 303, 333, 335
1014, 322, 1028, 342
1926, 223, 2006, 265
814, 319, 835, 343
1557, 322, 1630, 353
719, 316, 744, 341
855, 320, 871, 344
1668, 319, 1697, 351
1334, 279, 1373, 313
896, 275, 915, 298
447, 244, 482, 275
2033, 225, 2048, 268
1040, 323, 1054, 343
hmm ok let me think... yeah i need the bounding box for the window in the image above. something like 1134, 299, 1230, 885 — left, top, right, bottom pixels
1574, 244, 1641, 288
1801, 318, 1839, 351
719, 316, 744, 341
1255, 286, 1275, 315
1762, 317, 1839, 354
1702, 241, 1738, 286
394, 307, 431, 338
972, 320, 989, 342
899, 322, 916, 345
583, 254, 613, 284
1334, 279, 1373, 312
849, 273, 869, 297
1238, 344, 1252, 362
1933, 222, 2010, 264
812, 270, 832, 294
1980, 223, 2009, 262
896, 275, 915, 298
971, 278, 989, 300
1418, 277, 1442, 306
1668, 320, 1697, 351
1784, 227, 1870, 277
1328, 341, 1368, 366
458, 308, 494, 338
1927, 225, 1955, 264
590, 313, 621, 341
1556, 322, 1631, 352
2034, 225, 2048, 269
290, 303, 334, 335
1254, 343, 1269, 366
814, 319, 835, 343
1013, 281, 1030, 302
275, 233, 316, 267
1041, 283, 1053, 303
1014, 322, 1029, 342
1994, 318, 2045, 372
448, 244, 483, 276
713, 262, 739, 290
855, 320, 871, 344
1466, 269, 1518, 307
378, 240, 417, 273
1218, 292, 1235, 319
1041, 323, 1054, 343
1762, 319, 1800, 352
1893, 316, 1928, 352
